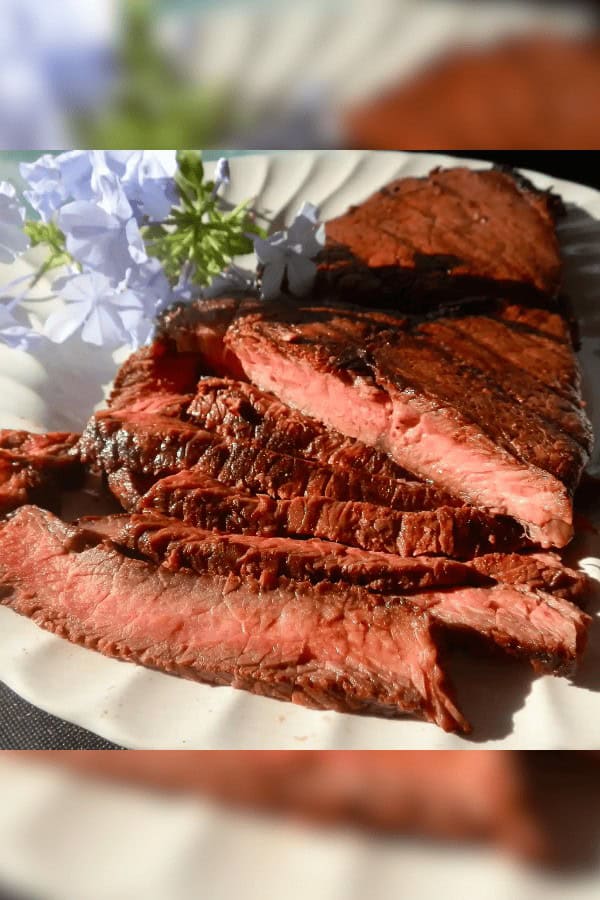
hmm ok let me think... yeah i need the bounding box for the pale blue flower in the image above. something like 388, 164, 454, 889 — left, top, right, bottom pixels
20, 154, 67, 221
252, 202, 324, 300
112, 257, 176, 350
124, 257, 174, 318
0, 182, 30, 263
59, 150, 130, 205
45, 271, 144, 347
118, 306, 155, 350
0, 0, 115, 148
0, 301, 41, 351
56, 177, 147, 282
212, 158, 230, 196
120, 151, 178, 222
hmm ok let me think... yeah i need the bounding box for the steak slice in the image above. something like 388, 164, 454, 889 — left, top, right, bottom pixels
188, 376, 410, 479
120, 473, 589, 601
76, 512, 590, 676
108, 339, 203, 410
79, 407, 455, 511
318, 166, 564, 307
0, 430, 83, 514
27, 750, 544, 857
159, 294, 260, 378
140, 469, 529, 559
226, 298, 589, 547
408, 585, 589, 676
107, 469, 156, 512
75, 511, 481, 593
0, 506, 467, 731
343, 34, 600, 153
468, 553, 589, 605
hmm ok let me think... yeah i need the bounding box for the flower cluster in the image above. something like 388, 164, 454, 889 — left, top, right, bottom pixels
0, 151, 325, 353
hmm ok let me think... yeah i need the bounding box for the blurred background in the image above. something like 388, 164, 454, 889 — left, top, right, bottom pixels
1, 751, 600, 900
0, 0, 598, 153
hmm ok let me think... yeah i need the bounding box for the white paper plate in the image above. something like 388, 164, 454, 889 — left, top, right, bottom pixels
1, 755, 600, 900
0, 150, 598, 749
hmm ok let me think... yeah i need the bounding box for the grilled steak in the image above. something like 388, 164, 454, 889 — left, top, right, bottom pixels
343, 35, 600, 153
76, 511, 590, 675
226, 297, 590, 547
138, 471, 586, 601
76, 512, 482, 592
27, 750, 543, 856
188, 376, 411, 479
159, 294, 259, 377
0, 430, 83, 514
80, 407, 456, 511
468, 553, 589, 604
140, 469, 530, 559
0, 505, 467, 731
108, 339, 203, 410
317, 166, 564, 307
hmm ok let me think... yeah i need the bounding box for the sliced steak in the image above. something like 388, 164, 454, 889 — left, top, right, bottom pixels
159, 294, 260, 378
0, 430, 83, 514
188, 376, 410, 479
140, 469, 530, 559
108, 339, 203, 410
75, 511, 480, 593
468, 553, 589, 604
408, 585, 589, 676
343, 34, 600, 154
0, 506, 467, 731
107, 469, 156, 512
79, 407, 455, 511
76, 512, 590, 676
318, 166, 563, 307
226, 298, 589, 547
22, 750, 543, 856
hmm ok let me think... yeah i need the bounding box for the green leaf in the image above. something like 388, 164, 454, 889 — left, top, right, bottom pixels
144, 150, 263, 288
23, 220, 74, 285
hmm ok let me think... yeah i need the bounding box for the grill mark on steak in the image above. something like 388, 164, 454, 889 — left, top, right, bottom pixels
416, 319, 591, 451
74, 512, 591, 676
188, 376, 412, 479
373, 332, 587, 488
0, 430, 83, 515
75, 512, 481, 593
139, 469, 530, 560
0, 506, 468, 731
317, 167, 563, 307
449, 313, 582, 403
225, 297, 589, 547
80, 408, 455, 511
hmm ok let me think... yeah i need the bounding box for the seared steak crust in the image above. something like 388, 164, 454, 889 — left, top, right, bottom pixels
318, 166, 564, 307
141, 469, 530, 559
80, 408, 456, 511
